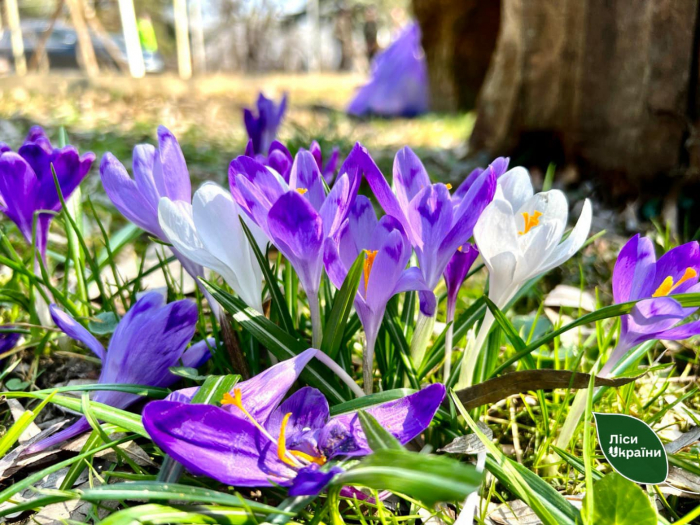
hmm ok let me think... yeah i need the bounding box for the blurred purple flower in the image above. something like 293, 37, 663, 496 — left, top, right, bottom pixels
0, 126, 94, 257
348, 24, 428, 118
244, 93, 288, 156
324, 196, 434, 391
0, 326, 21, 356
25, 292, 212, 455
100, 126, 203, 280
245, 139, 340, 186
601, 235, 700, 375
143, 348, 445, 494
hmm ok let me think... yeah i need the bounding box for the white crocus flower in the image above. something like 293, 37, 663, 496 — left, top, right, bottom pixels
457, 168, 592, 388
158, 182, 268, 313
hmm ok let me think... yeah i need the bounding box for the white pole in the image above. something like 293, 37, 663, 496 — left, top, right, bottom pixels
117, 0, 145, 78
189, 0, 206, 74
173, 0, 192, 79
5, 0, 26, 76
308, 0, 320, 72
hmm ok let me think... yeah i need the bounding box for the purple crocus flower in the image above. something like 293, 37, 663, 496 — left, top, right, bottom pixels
244, 92, 288, 156
324, 195, 434, 393
0, 326, 21, 357
229, 144, 364, 345
245, 139, 340, 186
100, 126, 203, 281
143, 348, 445, 495
348, 23, 428, 118
0, 126, 94, 258
24, 292, 212, 455
601, 235, 700, 375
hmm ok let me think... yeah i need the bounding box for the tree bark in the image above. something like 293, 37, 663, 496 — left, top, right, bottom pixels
413, 0, 500, 112
469, 0, 699, 193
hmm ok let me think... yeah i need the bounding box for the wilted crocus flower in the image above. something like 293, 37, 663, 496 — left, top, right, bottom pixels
24, 292, 212, 455
230, 145, 363, 345
0, 126, 94, 258
348, 23, 428, 118
143, 348, 445, 494
245, 140, 340, 186
457, 168, 592, 388
158, 182, 268, 313
442, 244, 480, 378
557, 235, 700, 447
324, 196, 434, 393
244, 92, 288, 156
364, 146, 498, 364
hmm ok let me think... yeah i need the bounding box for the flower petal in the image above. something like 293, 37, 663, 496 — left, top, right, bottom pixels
613, 235, 656, 303
49, 304, 106, 361
288, 465, 343, 496
153, 126, 191, 202
498, 167, 533, 211
289, 150, 325, 212
393, 147, 431, 212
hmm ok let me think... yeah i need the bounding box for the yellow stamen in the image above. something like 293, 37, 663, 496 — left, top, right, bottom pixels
363, 250, 378, 296
445, 183, 452, 190
457, 245, 463, 252
296, 188, 308, 195
277, 413, 297, 467
652, 267, 698, 297
518, 210, 543, 235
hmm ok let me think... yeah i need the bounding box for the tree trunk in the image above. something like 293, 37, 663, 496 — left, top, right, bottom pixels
413, 0, 500, 112
468, 0, 699, 196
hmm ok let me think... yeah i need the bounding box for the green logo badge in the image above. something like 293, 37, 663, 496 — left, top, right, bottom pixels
594, 412, 668, 484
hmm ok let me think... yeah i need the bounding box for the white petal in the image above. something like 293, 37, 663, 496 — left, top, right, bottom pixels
516, 189, 568, 257
474, 198, 520, 269
192, 183, 263, 312
498, 167, 533, 211
540, 199, 593, 275
488, 252, 518, 307
158, 197, 224, 275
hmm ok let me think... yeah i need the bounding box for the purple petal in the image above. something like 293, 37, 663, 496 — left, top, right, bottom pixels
268, 191, 324, 294
50, 305, 106, 361
393, 267, 437, 317
394, 147, 431, 212
319, 173, 354, 238
23, 416, 92, 455
289, 150, 325, 212
266, 386, 329, 456
652, 241, 700, 296
319, 383, 445, 457
613, 235, 656, 303
347, 195, 378, 254
180, 337, 215, 369
323, 236, 349, 290
288, 465, 343, 496
233, 348, 318, 422
0, 327, 20, 354
153, 126, 191, 202
443, 244, 479, 311
143, 400, 296, 486
0, 152, 39, 242
656, 318, 700, 340
365, 227, 411, 314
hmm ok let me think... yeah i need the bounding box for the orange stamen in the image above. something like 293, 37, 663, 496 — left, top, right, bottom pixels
445, 183, 452, 190
518, 210, 543, 235
296, 188, 308, 195
363, 250, 378, 296
652, 267, 698, 297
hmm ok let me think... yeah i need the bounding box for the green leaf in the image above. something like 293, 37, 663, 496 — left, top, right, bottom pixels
2, 391, 146, 437
203, 280, 348, 405
191, 374, 240, 404
338, 449, 482, 506
239, 217, 295, 334
98, 503, 265, 525
582, 472, 657, 525
330, 388, 415, 417
88, 311, 119, 335
594, 412, 668, 484
168, 366, 208, 381
357, 411, 403, 451
451, 391, 581, 525
4, 378, 29, 391
551, 446, 603, 481
321, 251, 364, 359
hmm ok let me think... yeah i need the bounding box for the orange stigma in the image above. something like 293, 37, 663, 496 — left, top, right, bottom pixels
363, 250, 378, 296
296, 188, 308, 195
518, 210, 543, 235
445, 183, 452, 190
652, 267, 698, 297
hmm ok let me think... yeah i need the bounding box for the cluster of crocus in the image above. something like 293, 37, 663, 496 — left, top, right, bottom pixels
556, 235, 700, 447
0, 126, 94, 259
457, 168, 592, 388
244, 92, 287, 156
25, 292, 212, 455
143, 348, 445, 495
229, 145, 364, 345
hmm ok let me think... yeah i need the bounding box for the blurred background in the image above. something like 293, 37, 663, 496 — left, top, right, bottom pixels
0, 0, 698, 239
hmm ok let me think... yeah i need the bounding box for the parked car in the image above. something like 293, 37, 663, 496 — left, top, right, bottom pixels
0, 19, 165, 74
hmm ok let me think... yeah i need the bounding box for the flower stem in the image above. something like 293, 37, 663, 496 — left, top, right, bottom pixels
456, 310, 494, 389
314, 350, 365, 398
444, 300, 456, 381
308, 292, 323, 348
410, 310, 436, 372
363, 329, 378, 395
